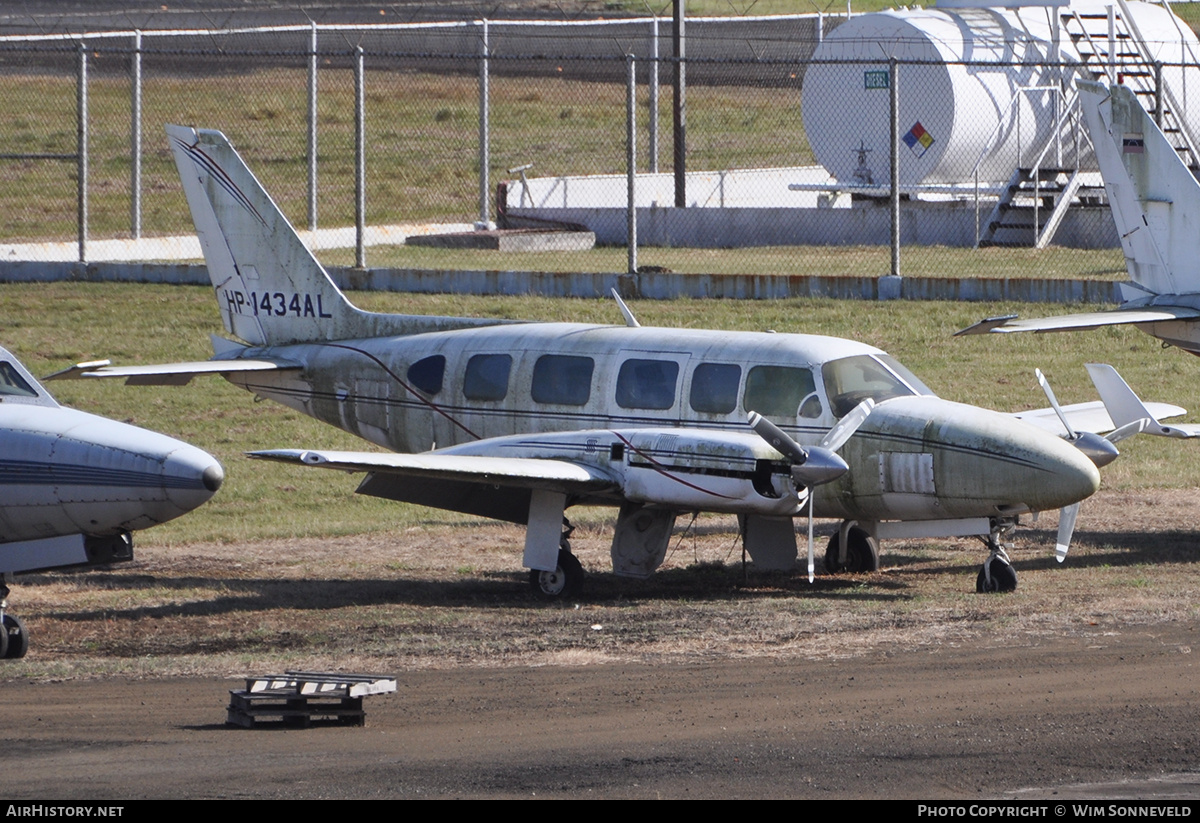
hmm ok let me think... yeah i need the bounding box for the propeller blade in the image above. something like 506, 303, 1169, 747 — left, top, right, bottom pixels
791, 446, 849, 487
1036, 368, 1076, 440
1072, 431, 1120, 468
1105, 417, 1151, 445
806, 490, 815, 584
1056, 502, 1081, 563
819, 398, 875, 451
748, 411, 809, 464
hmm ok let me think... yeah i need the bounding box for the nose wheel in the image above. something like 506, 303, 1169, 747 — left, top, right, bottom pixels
976, 532, 1018, 593
0, 584, 28, 659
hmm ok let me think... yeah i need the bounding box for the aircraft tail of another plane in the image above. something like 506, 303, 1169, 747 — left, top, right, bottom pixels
167, 125, 505, 347
1077, 80, 1200, 298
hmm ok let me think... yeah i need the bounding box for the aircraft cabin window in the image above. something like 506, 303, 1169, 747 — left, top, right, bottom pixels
689, 363, 741, 414
0, 362, 37, 398
616, 358, 679, 410
822, 354, 932, 418
532, 354, 593, 406
743, 365, 816, 419
407, 355, 446, 396
463, 353, 512, 401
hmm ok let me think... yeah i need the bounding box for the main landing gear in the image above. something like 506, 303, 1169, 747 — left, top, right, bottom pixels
824, 523, 880, 574
528, 520, 585, 600
0, 582, 29, 660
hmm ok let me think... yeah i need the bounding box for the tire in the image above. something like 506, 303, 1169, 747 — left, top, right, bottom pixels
0, 618, 9, 660
976, 556, 1018, 593
3, 614, 27, 659
529, 550, 585, 600
824, 527, 880, 573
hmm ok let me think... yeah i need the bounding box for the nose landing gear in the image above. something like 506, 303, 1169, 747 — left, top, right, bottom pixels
976, 523, 1018, 593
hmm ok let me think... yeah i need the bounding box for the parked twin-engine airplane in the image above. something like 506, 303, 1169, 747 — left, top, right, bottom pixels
0, 346, 223, 658
961, 79, 1200, 445
50, 125, 1179, 597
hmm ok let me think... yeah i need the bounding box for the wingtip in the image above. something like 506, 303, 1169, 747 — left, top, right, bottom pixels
954, 314, 1019, 336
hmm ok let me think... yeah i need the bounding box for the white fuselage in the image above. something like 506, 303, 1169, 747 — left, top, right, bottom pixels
0, 349, 223, 575
223, 322, 1100, 526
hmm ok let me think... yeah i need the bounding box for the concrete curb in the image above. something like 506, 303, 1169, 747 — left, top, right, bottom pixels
0, 260, 1123, 305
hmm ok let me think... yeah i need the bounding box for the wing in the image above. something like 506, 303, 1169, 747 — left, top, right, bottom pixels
1013, 399, 1186, 436
248, 448, 620, 524
956, 307, 1200, 336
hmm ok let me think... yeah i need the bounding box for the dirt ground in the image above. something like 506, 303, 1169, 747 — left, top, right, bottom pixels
2, 633, 1200, 799
4, 489, 1200, 799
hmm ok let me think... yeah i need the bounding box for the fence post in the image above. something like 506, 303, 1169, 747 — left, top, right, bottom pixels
478, 18, 491, 230
627, 54, 638, 275
77, 42, 88, 264
649, 17, 659, 174
308, 21, 318, 232
354, 45, 365, 268
131, 30, 141, 240
1155, 61, 1163, 128
673, 0, 686, 208
890, 57, 899, 278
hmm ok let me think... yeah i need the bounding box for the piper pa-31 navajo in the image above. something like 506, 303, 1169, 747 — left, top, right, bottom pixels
0, 345, 223, 658
50, 125, 1176, 596
961, 79, 1200, 445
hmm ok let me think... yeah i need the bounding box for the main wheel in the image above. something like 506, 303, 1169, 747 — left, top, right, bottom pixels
3, 614, 27, 659
824, 527, 880, 573
529, 550, 585, 600
976, 556, 1018, 593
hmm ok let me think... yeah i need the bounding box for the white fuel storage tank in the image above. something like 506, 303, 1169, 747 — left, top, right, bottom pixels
802, 0, 1200, 187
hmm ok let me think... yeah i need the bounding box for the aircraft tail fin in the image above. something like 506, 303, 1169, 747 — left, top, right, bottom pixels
167, 125, 504, 346
1077, 81, 1200, 297
1085, 363, 1200, 439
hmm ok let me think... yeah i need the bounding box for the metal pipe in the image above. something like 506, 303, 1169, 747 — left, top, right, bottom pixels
130, 30, 141, 240
478, 18, 490, 229
672, 1, 686, 208
307, 21, 318, 232
354, 45, 365, 268
627, 54, 637, 276
77, 42, 88, 264
649, 17, 659, 174
890, 57, 899, 278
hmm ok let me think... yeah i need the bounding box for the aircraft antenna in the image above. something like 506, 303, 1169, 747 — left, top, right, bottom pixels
610, 288, 641, 328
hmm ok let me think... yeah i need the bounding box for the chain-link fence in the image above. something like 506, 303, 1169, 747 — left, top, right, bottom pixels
0, 13, 1168, 280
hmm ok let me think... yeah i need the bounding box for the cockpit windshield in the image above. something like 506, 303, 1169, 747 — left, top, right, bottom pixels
0, 361, 38, 398
821, 354, 933, 418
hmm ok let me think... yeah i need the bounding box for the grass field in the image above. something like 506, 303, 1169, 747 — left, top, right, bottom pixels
4, 281, 1199, 549
318, 242, 1128, 280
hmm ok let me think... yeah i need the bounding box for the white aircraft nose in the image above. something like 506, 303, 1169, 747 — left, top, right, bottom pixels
162, 444, 224, 514
854, 397, 1101, 518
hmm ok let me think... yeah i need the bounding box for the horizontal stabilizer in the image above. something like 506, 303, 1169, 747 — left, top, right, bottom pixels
45, 358, 301, 386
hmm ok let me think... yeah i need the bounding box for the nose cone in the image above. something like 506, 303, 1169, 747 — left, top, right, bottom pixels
853, 397, 1101, 519
163, 443, 225, 515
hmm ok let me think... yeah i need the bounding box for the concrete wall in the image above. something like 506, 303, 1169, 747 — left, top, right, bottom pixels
0, 260, 1122, 304
504, 203, 1120, 250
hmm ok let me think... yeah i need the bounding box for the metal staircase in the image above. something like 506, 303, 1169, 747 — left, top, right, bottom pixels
978, 167, 1089, 248
1061, 0, 1200, 174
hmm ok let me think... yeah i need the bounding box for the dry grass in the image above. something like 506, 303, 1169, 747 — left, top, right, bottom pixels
6, 488, 1198, 682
